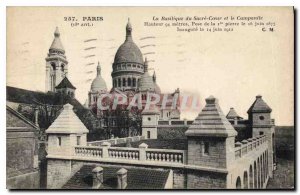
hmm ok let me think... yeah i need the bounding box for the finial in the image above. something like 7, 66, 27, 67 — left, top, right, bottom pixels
144, 57, 148, 72
205, 95, 217, 104
153, 71, 156, 82
97, 61, 101, 76
256, 95, 262, 99
54, 27, 60, 37
126, 18, 132, 41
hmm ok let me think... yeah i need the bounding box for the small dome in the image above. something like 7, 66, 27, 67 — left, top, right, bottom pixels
91, 62, 107, 92
91, 77, 107, 92
152, 71, 161, 94
113, 19, 143, 65
139, 72, 155, 92
139, 58, 155, 92
154, 83, 161, 94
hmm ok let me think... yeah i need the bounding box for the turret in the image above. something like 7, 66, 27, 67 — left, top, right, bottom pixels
247, 95, 275, 177
185, 96, 237, 169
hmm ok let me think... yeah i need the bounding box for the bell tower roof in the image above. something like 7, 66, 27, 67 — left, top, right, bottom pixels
247, 95, 272, 113
49, 27, 65, 53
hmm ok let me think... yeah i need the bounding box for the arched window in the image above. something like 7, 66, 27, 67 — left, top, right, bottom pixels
243, 171, 248, 189
123, 78, 126, 87
257, 158, 261, 188
133, 78, 136, 87
118, 78, 121, 87
249, 165, 253, 189
128, 78, 132, 87
254, 161, 257, 188
236, 176, 241, 189
51, 62, 56, 70
61, 63, 65, 71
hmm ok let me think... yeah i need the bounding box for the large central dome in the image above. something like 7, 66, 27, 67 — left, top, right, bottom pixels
111, 19, 145, 92
113, 19, 143, 65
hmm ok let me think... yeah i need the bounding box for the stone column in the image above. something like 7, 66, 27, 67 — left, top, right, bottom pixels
101, 142, 111, 158
139, 143, 148, 161
117, 168, 128, 189
92, 167, 103, 189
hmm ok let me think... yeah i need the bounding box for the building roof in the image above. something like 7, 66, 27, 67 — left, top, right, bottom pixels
113, 19, 144, 65
226, 107, 242, 119
247, 95, 272, 113
91, 62, 107, 92
142, 104, 160, 115
6, 105, 39, 131
138, 58, 156, 92
185, 95, 237, 137
62, 165, 170, 189
49, 27, 65, 52
55, 77, 76, 89
46, 104, 89, 134
7, 86, 98, 131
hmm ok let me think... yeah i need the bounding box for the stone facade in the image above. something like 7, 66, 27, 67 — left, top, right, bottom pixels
6, 106, 40, 189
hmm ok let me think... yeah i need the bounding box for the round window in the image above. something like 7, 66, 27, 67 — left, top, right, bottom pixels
259, 116, 265, 120
148, 117, 151, 121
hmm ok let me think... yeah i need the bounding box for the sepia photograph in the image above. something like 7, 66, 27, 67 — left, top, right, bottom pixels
5, 6, 294, 190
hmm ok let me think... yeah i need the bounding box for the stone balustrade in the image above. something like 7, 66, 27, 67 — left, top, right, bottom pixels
145, 149, 185, 163
74, 146, 103, 157
108, 147, 140, 160
87, 136, 145, 147
234, 135, 267, 159
73, 142, 186, 166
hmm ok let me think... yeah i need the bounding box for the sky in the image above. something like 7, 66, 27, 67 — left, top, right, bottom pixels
6, 7, 294, 125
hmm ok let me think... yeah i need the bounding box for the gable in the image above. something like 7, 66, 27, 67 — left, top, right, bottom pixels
6, 108, 38, 131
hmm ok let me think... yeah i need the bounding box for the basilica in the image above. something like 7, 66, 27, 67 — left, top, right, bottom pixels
45, 20, 181, 139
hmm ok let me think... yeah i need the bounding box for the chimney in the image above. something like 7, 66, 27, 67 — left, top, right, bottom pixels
117, 168, 127, 189
92, 166, 103, 189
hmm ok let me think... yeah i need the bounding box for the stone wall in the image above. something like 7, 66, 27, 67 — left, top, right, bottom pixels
187, 170, 227, 189
173, 169, 186, 189
7, 170, 40, 189
187, 137, 228, 169
47, 159, 72, 189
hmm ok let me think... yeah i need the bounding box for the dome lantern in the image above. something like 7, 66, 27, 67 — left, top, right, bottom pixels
97, 61, 101, 76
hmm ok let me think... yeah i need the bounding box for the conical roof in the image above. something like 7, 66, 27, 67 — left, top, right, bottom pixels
49, 27, 65, 52
185, 96, 237, 137
46, 104, 89, 134
114, 19, 143, 64
247, 95, 272, 113
55, 77, 76, 89
226, 107, 240, 119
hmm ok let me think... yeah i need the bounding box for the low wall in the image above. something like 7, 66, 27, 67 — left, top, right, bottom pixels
87, 136, 145, 147
7, 170, 40, 189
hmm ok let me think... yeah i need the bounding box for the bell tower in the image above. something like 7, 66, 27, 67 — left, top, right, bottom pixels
46, 27, 68, 92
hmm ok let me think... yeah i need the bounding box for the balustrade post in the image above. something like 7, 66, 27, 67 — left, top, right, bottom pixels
139, 143, 148, 161
235, 142, 242, 158
101, 142, 111, 158
241, 140, 248, 155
